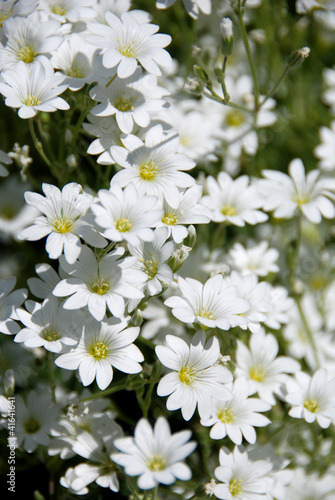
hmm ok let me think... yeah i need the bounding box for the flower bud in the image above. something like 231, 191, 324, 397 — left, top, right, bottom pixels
184, 76, 203, 95
287, 47, 310, 69
193, 64, 211, 86
220, 17, 234, 56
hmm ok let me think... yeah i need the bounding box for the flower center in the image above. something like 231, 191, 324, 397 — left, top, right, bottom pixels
41, 328, 61, 342
229, 478, 243, 496
217, 407, 235, 424
147, 455, 167, 471
90, 280, 110, 295
198, 309, 214, 320
24, 417, 41, 434
66, 64, 85, 78
304, 399, 319, 413
179, 365, 196, 385
138, 161, 159, 182
221, 205, 236, 216
114, 97, 135, 112
118, 41, 138, 58
17, 45, 36, 64
22, 94, 41, 107
89, 341, 108, 360
225, 110, 245, 127
293, 193, 311, 206
142, 256, 159, 280
52, 217, 74, 234
115, 217, 132, 233
249, 365, 266, 382
162, 212, 179, 225
51, 2, 67, 15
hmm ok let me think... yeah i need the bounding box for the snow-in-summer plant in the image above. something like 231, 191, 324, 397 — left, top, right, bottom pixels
0, 0, 334, 498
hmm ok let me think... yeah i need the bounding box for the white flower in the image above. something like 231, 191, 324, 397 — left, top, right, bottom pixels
0, 0, 37, 24
55, 317, 143, 390
19, 182, 106, 264
275, 467, 335, 500
262, 286, 294, 330
259, 158, 335, 223
156, 0, 211, 19
111, 124, 196, 209
92, 182, 162, 246
15, 296, 80, 353
285, 368, 335, 428
86, 11, 172, 78
128, 226, 174, 296
53, 246, 146, 320
160, 98, 223, 162
156, 184, 212, 243
322, 67, 335, 113
37, 0, 96, 23
27, 263, 61, 299
59, 468, 89, 495
296, 0, 335, 14
51, 33, 110, 91
227, 241, 279, 277
156, 331, 233, 421
0, 60, 69, 118
90, 68, 169, 134
201, 172, 268, 227
213, 445, 275, 500
201, 378, 271, 444
221, 272, 273, 333
68, 424, 123, 492
112, 416, 197, 490
164, 275, 250, 331
0, 149, 12, 177
15, 391, 60, 453
83, 114, 126, 165
0, 13, 62, 70
0, 276, 27, 335
235, 330, 300, 406
314, 121, 335, 171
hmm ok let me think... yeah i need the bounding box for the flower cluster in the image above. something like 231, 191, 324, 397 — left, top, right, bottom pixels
0, 1, 335, 499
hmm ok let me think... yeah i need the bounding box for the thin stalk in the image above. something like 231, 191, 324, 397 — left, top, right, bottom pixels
202, 89, 253, 113
259, 65, 290, 109
79, 380, 129, 402
106, 73, 117, 87
48, 353, 56, 404
70, 106, 89, 150
295, 295, 320, 369
236, 11, 260, 109
29, 118, 52, 168
220, 56, 230, 104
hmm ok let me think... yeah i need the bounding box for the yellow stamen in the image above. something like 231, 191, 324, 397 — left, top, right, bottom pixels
115, 217, 132, 232
22, 94, 41, 107
217, 408, 235, 424
138, 161, 159, 181
89, 341, 108, 360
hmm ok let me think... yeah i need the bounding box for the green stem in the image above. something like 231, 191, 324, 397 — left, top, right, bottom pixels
236, 10, 260, 109
294, 295, 320, 369
96, 241, 116, 261
29, 119, 52, 168
79, 380, 128, 402
48, 353, 56, 404
70, 107, 89, 150
106, 73, 117, 87
259, 65, 290, 109
220, 56, 230, 104
202, 89, 253, 113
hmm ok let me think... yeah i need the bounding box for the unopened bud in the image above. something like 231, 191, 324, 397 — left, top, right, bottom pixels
169, 245, 192, 272
193, 64, 211, 85
287, 47, 310, 68
184, 76, 203, 95
184, 225, 197, 248
220, 17, 234, 56
130, 308, 143, 327
4, 370, 15, 395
